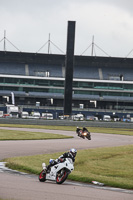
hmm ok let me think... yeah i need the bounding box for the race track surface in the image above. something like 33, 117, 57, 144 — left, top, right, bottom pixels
0, 127, 133, 200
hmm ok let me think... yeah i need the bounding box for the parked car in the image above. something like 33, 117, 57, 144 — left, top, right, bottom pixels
72, 114, 84, 121
30, 112, 40, 119
103, 115, 111, 121
42, 113, 53, 120
21, 111, 29, 119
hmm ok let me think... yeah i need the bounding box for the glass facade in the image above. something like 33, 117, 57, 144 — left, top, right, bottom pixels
0, 76, 133, 96
0, 75, 133, 109
73, 81, 133, 91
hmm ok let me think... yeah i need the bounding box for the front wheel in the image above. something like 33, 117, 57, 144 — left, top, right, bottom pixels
86, 133, 91, 140
39, 170, 46, 182
56, 169, 68, 184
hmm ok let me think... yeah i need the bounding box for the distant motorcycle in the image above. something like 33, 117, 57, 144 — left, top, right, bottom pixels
76, 127, 91, 140
39, 158, 74, 184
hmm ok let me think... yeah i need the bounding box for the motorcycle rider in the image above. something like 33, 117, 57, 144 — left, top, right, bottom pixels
82, 127, 88, 133
76, 127, 83, 137
46, 148, 77, 172
82, 127, 91, 140
59, 148, 77, 162
76, 127, 88, 136
76, 127, 91, 140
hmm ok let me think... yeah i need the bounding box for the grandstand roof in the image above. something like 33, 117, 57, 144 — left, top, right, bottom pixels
0, 50, 133, 66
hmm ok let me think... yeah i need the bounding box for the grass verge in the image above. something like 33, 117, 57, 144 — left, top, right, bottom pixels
3, 145, 133, 189
0, 129, 72, 140
0, 124, 133, 135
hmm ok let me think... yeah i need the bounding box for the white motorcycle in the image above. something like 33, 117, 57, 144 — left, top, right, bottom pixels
39, 158, 74, 184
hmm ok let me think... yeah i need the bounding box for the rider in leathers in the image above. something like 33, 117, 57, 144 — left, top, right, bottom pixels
46, 148, 77, 172
59, 149, 77, 162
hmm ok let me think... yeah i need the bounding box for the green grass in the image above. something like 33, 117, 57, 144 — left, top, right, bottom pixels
0, 129, 73, 140
3, 145, 133, 189
0, 199, 13, 200
0, 124, 133, 189
0, 199, 10, 200
0, 124, 133, 135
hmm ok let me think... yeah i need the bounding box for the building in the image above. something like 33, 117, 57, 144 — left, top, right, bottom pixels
0, 50, 133, 118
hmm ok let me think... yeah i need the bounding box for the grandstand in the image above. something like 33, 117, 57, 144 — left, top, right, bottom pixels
0, 50, 133, 118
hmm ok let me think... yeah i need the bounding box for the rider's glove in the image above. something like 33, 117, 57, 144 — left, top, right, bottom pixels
58, 158, 64, 162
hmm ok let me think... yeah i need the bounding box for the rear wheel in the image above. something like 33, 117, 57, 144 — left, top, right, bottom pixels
39, 170, 46, 182
56, 169, 68, 184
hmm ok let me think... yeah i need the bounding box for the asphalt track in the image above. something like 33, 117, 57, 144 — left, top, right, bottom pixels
0, 127, 133, 200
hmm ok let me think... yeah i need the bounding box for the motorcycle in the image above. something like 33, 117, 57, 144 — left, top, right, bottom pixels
76, 127, 91, 140
39, 158, 74, 184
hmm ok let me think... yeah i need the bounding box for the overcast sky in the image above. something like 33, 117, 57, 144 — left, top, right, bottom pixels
0, 0, 133, 57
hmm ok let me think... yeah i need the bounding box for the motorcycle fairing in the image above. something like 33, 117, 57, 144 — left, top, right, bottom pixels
46, 159, 74, 181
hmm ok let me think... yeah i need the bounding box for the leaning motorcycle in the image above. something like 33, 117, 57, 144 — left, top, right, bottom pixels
39, 158, 74, 184
76, 127, 91, 140
82, 130, 91, 140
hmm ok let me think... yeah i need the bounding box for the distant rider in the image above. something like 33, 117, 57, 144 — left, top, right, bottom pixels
76, 127, 88, 135
76, 127, 83, 137
82, 127, 88, 133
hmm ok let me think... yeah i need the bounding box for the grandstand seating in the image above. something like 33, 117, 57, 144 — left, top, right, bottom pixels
74, 66, 133, 81
74, 66, 99, 79
0, 63, 62, 77
28, 64, 62, 77
101, 67, 133, 81
0, 61, 133, 81
0, 63, 25, 75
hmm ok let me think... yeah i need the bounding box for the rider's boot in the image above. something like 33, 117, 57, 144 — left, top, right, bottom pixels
46, 165, 51, 173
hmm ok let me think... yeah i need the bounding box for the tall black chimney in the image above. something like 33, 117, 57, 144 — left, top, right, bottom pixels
64, 21, 76, 116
